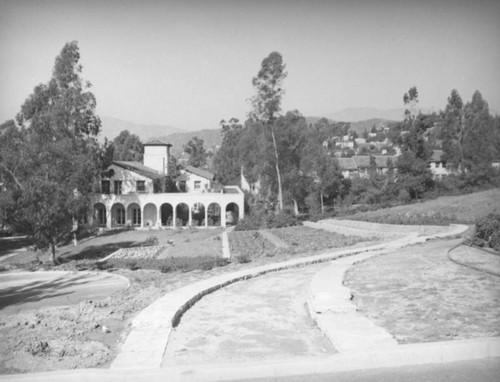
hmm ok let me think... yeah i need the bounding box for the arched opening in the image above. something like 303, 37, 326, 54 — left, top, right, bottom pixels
225, 202, 239, 226
207, 202, 221, 227
191, 202, 205, 227
111, 203, 126, 227
176, 203, 189, 227
161, 203, 174, 226
143, 203, 157, 227
94, 203, 107, 226
127, 203, 141, 227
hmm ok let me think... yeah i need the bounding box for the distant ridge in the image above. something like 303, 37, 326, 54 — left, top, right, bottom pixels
157, 129, 222, 156
327, 107, 405, 122
99, 116, 182, 141
327, 106, 438, 122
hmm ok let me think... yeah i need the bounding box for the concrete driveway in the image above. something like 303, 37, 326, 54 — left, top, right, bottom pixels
0, 271, 130, 315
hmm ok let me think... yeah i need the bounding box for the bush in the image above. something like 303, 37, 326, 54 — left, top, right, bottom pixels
235, 208, 301, 231
142, 235, 159, 247
108, 256, 230, 273
472, 212, 500, 252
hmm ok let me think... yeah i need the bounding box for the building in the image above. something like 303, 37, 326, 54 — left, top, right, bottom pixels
93, 138, 244, 229
337, 155, 396, 178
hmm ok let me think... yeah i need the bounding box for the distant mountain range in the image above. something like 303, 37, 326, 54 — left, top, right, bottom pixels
327, 107, 433, 122
99, 107, 444, 156
99, 116, 182, 142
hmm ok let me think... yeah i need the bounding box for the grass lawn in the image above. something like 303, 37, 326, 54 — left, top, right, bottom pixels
228, 226, 373, 263
345, 188, 500, 225
0, 228, 225, 271
345, 239, 500, 343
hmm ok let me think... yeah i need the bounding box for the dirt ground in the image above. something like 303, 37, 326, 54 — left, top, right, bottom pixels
0, 226, 364, 375
345, 238, 500, 344
163, 264, 335, 366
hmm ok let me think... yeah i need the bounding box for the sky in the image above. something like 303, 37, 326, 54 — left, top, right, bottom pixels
1, 0, 499, 131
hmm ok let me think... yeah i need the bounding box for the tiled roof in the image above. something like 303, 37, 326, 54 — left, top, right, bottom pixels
337, 158, 357, 171
184, 165, 215, 180
352, 156, 371, 168
338, 156, 396, 171
144, 137, 172, 146
113, 161, 164, 179
430, 150, 444, 162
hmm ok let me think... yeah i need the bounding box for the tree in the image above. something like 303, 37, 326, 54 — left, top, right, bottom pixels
112, 130, 143, 161
0, 41, 106, 264
183, 136, 207, 168
441, 89, 465, 172
249, 51, 287, 210
396, 87, 433, 200
213, 118, 243, 185
403, 86, 419, 127
462, 90, 495, 185
300, 120, 344, 214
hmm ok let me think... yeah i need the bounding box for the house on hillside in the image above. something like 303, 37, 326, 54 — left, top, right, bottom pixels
93, 138, 244, 229
337, 155, 396, 178
427, 150, 450, 179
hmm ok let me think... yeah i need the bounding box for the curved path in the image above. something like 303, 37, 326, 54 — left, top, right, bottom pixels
4, 220, 498, 382
163, 264, 335, 366
111, 221, 469, 369
0, 271, 130, 315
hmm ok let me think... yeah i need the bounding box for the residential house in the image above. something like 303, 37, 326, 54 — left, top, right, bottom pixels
338, 155, 396, 178
94, 138, 244, 229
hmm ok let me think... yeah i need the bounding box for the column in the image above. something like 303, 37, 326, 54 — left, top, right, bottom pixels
205, 205, 208, 228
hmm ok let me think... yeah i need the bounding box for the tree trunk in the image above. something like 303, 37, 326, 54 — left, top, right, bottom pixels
270, 126, 283, 211
320, 192, 324, 215
293, 199, 299, 216
50, 242, 58, 265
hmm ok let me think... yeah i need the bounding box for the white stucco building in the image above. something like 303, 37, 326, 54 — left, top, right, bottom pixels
93, 138, 244, 229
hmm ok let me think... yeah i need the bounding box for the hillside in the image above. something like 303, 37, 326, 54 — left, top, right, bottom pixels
349, 118, 398, 136
345, 189, 500, 225
327, 107, 405, 122
99, 116, 183, 141
159, 129, 223, 156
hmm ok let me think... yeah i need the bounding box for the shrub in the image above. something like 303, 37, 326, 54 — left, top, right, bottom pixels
142, 235, 159, 247
472, 212, 500, 252
235, 208, 301, 231
125, 260, 140, 271
236, 253, 252, 264
108, 256, 230, 273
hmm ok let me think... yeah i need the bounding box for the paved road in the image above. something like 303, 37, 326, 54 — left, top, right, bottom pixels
0, 271, 129, 315
241, 358, 500, 382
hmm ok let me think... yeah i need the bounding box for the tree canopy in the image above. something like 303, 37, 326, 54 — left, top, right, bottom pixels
249, 51, 287, 210
0, 41, 107, 263
183, 136, 207, 168
112, 130, 143, 161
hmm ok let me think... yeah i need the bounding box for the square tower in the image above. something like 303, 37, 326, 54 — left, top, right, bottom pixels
143, 138, 172, 175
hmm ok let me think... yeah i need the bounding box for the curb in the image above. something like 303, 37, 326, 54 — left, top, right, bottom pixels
2, 338, 499, 382
111, 244, 385, 369
448, 243, 500, 277
111, 222, 469, 370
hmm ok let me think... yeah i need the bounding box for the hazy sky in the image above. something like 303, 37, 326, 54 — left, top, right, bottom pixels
1, 0, 499, 130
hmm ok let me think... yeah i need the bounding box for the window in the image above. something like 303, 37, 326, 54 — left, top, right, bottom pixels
136, 180, 145, 192
116, 206, 125, 225
132, 207, 141, 226
96, 206, 106, 226
114, 181, 122, 195
101, 180, 110, 194
194, 181, 201, 189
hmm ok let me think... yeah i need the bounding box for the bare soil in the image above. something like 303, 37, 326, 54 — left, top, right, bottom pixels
0, 226, 364, 375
